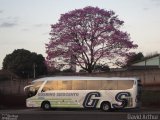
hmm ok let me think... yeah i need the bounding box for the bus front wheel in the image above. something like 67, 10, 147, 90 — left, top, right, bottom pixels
101, 102, 111, 112
41, 101, 51, 110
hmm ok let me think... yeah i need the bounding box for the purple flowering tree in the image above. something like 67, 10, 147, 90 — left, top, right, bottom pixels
46, 6, 138, 73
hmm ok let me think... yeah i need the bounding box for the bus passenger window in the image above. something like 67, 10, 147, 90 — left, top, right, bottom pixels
117, 80, 134, 90
87, 80, 102, 90
72, 80, 86, 90
101, 80, 118, 90
62, 81, 72, 90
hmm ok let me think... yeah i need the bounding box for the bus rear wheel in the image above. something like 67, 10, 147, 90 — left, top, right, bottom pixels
42, 101, 51, 110
101, 102, 111, 112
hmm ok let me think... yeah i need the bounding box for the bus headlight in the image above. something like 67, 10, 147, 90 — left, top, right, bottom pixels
26, 100, 35, 107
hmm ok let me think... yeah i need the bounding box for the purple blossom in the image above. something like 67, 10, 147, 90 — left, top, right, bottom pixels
46, 6, 138, 73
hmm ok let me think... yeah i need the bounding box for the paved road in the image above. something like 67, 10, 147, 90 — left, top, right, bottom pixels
0, 108, 160, 120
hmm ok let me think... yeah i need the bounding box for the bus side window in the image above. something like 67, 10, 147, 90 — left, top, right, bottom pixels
101, 80, 118, 90
86, 80, 102, 90
72, 80, 87, 90
62, 81, 72, 90
117, 80, 134, 90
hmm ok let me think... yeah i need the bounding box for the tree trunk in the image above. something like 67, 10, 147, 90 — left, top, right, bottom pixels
87, 65, 93, 73
88, 70, 92, 73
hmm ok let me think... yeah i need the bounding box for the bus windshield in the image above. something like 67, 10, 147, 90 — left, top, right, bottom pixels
25, 81, 44, 98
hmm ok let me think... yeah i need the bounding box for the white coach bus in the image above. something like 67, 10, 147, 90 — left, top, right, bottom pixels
24, 76, 142, 111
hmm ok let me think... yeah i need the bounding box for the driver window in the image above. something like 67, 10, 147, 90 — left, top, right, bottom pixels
42, 81, 58, 92
27, 81, 43, 97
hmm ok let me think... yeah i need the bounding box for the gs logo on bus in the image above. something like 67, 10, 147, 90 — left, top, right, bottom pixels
83, 92, 131, 109
83, 92, 101, 108
112, 92, 131, 109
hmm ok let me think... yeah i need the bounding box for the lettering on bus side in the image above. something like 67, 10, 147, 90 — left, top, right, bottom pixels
83, 92, 101, 108
112, 92, 131, 109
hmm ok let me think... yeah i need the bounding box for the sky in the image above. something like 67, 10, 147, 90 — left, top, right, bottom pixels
0, 0, 160, 69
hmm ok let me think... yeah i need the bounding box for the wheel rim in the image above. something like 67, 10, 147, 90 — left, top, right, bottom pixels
44, 103, 50, 109
103, 104, 109, 111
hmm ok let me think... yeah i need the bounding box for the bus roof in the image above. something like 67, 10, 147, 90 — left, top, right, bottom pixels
32, 76, 139, 82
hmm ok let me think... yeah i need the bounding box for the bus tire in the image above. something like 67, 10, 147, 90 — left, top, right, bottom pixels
41, 101, 51, 110
100, 102, 111, 112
